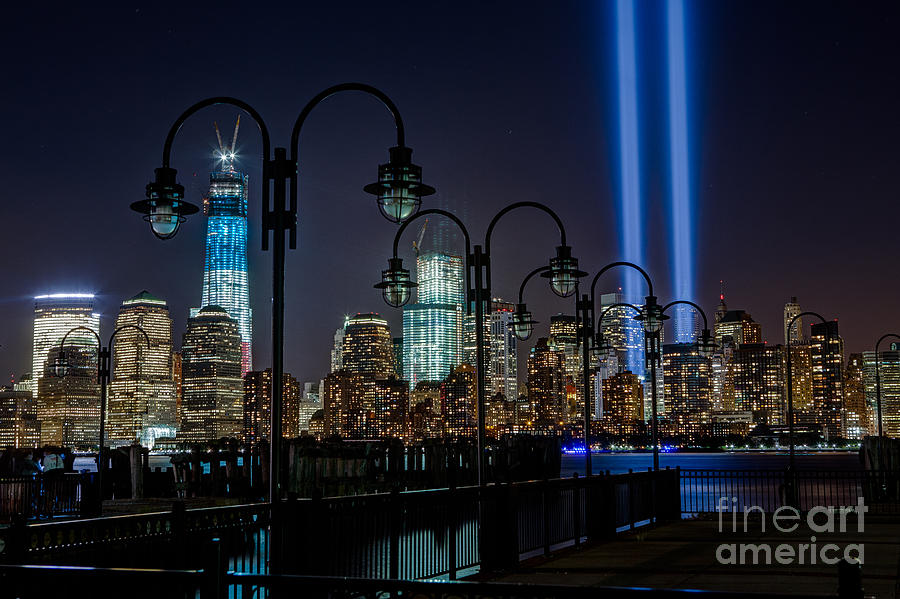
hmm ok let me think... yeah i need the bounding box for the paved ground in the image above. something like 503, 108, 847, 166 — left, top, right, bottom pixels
484, 515, 900, 597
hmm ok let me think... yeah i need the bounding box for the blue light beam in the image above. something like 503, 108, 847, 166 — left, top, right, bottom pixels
614, 0, 645, 376
666, 0, 695, 343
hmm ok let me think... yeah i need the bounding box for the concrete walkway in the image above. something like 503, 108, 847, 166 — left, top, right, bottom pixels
485, 515, 900, 597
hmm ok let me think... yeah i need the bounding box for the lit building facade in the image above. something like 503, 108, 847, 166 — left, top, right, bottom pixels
730, 343, 785, 426
488, 300, 517, 400
863, 348, 900, 438
403, 252, 464, 390
527, 338, 566, 429
323, 371, 369, 438
107, 291, 177, 446
810, 321, 844, 440
197, 144, 252, 375
843, 354, 869, 439
0, 389, 40, 448
784, 297, 803, 345
598, 371, 644, 440
341, 313, 396, 379
242, 368, 301, 443
714, 310, 762, 348
662, 343, 712, 441
37, 346, 99, 447
32, 293, 99, 398
441, 364, 476, 438
374, 377, 409, 439
180, 306, 243, 442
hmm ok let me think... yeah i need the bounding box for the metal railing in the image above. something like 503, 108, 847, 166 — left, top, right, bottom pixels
0, 474, 88, 522
680, 469, 900, 514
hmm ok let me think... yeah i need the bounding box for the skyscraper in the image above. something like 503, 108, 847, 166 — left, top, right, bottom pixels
403, 251, 464, 390
180, 306, 243, 442
730, 343, 785, 426
37, 345, 99, 447
107, 291, 177, 446
662, 343, 712, 440
863, 348, 900, 438
549, 314, 581, 423
197, 121, 252, 375
32, 293, 99, 398
342, 313, 395, 379
598, 371, 644, 440
810, 321, 844, 440
441, 364, 476, 438
843, 354, 869, 439
0, 389, 40, 448
714, 310, 762, 348
242, 368, 301, 443
488, 300, 517, 400
527, 338, 566, 429
599, 291, 645, 380
784, 297, 803, 345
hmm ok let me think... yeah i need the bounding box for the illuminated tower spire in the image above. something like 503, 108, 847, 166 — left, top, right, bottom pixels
196, 118, 253, 375
715, 280, 727, 324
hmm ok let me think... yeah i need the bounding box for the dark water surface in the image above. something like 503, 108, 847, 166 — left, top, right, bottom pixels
560, 451, 862, 476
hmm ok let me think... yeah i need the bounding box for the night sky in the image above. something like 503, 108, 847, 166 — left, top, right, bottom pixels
3, 1, 899, 385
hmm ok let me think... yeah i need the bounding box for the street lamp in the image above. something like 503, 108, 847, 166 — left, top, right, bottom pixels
582, 262, 657, 470
56, 324, 150, 515
378, 203, 584, 485
785, 311, 829, 472
873, 333, 900, 438
135, 84, 433, 574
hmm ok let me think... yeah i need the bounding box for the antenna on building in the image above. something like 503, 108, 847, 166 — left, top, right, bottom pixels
719, 279, 725, 302
413, 219, 428, 256
213, 117, 240, 171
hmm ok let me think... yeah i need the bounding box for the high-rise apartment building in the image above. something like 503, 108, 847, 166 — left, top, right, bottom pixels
342, 314, 395, 379
863, 348, 900, 437
196, 127, 252, 374
549, 314, 581, 422
32, 293, 99, 398
843, 354, 869, 439
784, 297, 803, 345
441, 364, 476, 438
107, 291, 177, 446
242, 368, 301, 443
730, 343, 785, 426
714, 310, 762, 348
810, 321, 844, 440
527, 338, 566, 428
180, 306, 243, 442
323, 371, 369, 438
374, 376, 409, 439
488, 300, 518, 401
786, 344, 814, 414
598, 371, 644, 439
0, 389, 40, 448
662, 343, 712, 440
403, 252, 464, 390
37, 345, 99, 447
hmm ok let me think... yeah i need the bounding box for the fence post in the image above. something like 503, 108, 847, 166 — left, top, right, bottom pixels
543, 478, 551, 557
572, 473, 581, 547
837, 558, 863, 599
389, 486, 400, 580
448, 474, 457, 580
202, 537, 226, 599
171, 500, 186, 569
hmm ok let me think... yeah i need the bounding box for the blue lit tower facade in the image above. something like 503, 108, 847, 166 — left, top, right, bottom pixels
198, 120, 252, 375
403, 251, 465, 390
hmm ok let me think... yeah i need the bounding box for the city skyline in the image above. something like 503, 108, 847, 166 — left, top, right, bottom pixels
3, 2, 899, 389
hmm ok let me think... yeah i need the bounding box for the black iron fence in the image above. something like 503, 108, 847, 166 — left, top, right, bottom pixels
680, 469, 900, 515
0, 469, 679, 580
0, 474, 89, 522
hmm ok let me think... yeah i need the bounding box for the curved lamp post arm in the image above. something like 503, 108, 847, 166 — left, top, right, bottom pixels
60, 326, 102, 352
661, 300, 709, 331
787, 311, 828, 343
589, 262, 654, 309
518, 265, 552, 304
484, 201, 567, 257
108, 324, 151, 351
161, 97, 272, 169
875, 333, 900, 354
597, 302, 644, 331
392, 209, 471, 259
290, 82, 405, 158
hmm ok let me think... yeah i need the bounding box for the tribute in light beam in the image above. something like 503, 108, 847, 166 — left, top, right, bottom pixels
614, 0, 645, 379
666, 0, 695, 343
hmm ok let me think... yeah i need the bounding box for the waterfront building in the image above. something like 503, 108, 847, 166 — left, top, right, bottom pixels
242, 368, 301, 443
662, 343, 712, 441
863, 348, 900, 437
527, 338, 566, 429
374, 376, 409, 439
549, 314, 581, 423
730, 343, 785, 426
341, 313, 395, 379
31, 293, 99, 398
107, 291, 177, 445
323, 371, 370, 438
440, 364, 476, 438
37, 346, 99, 447
714, 309, 762, 348
843, 354, 869, 439
810, 321, 844, 440
488, 300, 518, 401
786, 343, 814, 414
598, 371, 644, 440
180, 306, 243, 442
0, 389, 40, 448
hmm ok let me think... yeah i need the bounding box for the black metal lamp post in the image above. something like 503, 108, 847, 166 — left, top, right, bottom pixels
785, 311, 829, 472
55, 325, 150, 515
378, 204, 584, 485
134, 84, 433, 573
874, 333, 900, 438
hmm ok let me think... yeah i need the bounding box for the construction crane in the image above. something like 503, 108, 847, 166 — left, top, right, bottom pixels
412, 219, 428, 256
213, 116, 240, 170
